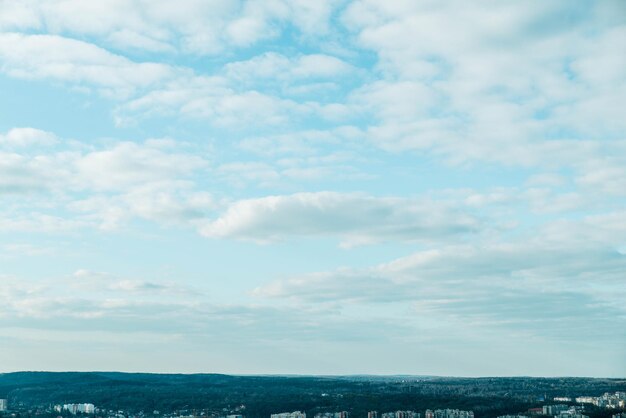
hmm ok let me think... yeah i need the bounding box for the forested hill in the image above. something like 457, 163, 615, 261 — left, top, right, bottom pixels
1, 372, 625, 418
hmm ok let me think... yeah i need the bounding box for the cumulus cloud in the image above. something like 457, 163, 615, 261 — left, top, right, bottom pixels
71, 269, 194, 295
341, 0, 626, 179
255, 236, 626, 342
0, 136, 207, 194
200, 192, 479, 245
0, 33, 346, 127
1, 0, 625, 376
0, 33, 177, 96
0, 127, 58, 148
0, 5, 355, 125
0, 130, 214, 232
106, 29, 175, 53
0, 0, 343, 55
0, 271, 408, 346
75, 142, 206, 191
116, 75, 309, 126
225, 52, 354, 82
0, 214, 88, 233
68, 181, 215, 230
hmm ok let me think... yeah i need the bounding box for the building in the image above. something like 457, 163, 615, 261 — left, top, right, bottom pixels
576, 393, 626, 409
380, 412, 419, 418
555, 411, 588, 418
426, 410, 473, 418
0, 399, 6, 412
271, 412, 306, 418
80, 404, 95, 414
314, 413, 348, 418
396, 412, 419, 418
543, 405, 568, 416
63, 404, 95, 414
554, 398, 572, 402
497, 415, 528, 418
598, 392, 626, 409
368, 412, 378, 418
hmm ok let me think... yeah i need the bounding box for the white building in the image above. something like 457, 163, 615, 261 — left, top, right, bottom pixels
426, 410, 473, 418
314, 412, 348, 418
63, 404, 95, 414
555, 411, 588, 418
395, 412, 419, 418
381, 412, 419, 418
576, 393, 626, 409
80, 404, 95, 414
543, 405, 568, 415
271, 412, 306, 418
575, 397, 596, 405
0, 399, 7, 412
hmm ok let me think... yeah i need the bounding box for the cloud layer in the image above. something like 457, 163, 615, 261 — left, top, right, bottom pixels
1, 0, 625, 376
201, 192, 479, 246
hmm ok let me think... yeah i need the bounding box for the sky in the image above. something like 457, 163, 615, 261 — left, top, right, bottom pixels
0, 0, 625, 377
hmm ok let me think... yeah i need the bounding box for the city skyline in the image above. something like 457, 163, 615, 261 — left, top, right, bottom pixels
0, 0, 625, 377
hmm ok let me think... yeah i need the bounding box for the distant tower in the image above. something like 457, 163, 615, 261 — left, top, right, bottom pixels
0, 399, 7, 412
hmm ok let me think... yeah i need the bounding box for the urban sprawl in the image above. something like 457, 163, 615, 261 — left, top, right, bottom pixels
0, 392, 625, 418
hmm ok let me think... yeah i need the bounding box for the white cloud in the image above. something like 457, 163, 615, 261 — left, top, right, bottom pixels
226, 15, 274, 47
255, 236, 626, 343
106, 29, 175, 53
1, 243, 56, 257
71, 269, 194, 295
225, 52, 354, 82
0, 213, 87, 233
351, 80, 440, 122
75, 142, 206, 191
0, 131, 214, 232
0, 138, 207, 194
0, 21, 352, 127
1, 0, 625, 376
0, 127, 58, 148
237, 127, 364, 157
294, 54, 354, 78
0, 0, 344, 55
0, 33, 178, 97
0, 271, 405, 348
69, 181, 215, 230
0, 149, 70, 194
116, 75, 308, 126
200, 192, 479, 245
339, 0, 626, 177
216, 162, 280, 188
0, 2, 41, 30
102, 52, 354, 126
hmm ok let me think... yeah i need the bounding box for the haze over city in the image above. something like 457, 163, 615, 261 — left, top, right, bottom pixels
0, 0, 625, 377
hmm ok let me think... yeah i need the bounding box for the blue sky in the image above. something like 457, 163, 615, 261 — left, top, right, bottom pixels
0, 0, 625, 377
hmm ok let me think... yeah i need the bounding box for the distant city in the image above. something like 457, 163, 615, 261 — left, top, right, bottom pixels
0, 391, 624, 418
1, 373, 625, 418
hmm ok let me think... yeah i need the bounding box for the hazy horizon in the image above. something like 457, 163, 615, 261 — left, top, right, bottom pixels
2, 371, 624, 379
1, 0, 625, 377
